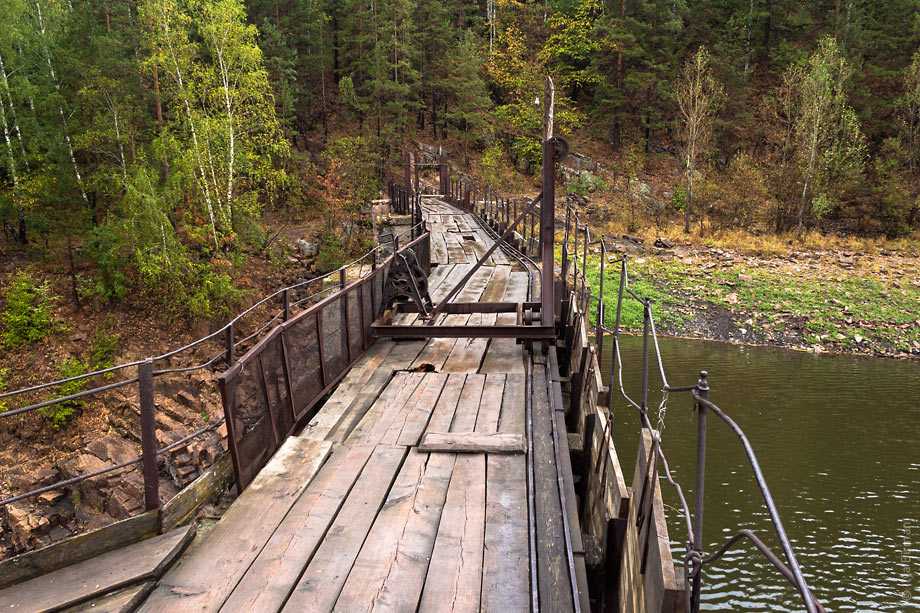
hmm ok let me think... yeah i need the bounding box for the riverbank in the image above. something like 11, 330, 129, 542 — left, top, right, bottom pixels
580, 240, 920, 359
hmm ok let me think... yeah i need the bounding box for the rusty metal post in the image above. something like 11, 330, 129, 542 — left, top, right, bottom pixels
225, 323, 235, 366
581, 224, 589, 313
283, 288, 290, 321
138, 359, 159, 511
562, 206, 571, 288
691, 370, 710, 613
340, 268, 346, 289
541, 77, 556, 329
596, 236, 605, 356
439, 153, 447, 195
641, 300, 650, 414
607, 258, 626, 415
414, 151, 419, 192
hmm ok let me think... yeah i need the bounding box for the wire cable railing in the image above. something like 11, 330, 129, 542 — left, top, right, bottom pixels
0, 180, 425, 516
559, 203, 825, 613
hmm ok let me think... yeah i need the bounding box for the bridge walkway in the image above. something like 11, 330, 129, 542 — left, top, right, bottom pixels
134, 198, 584, 612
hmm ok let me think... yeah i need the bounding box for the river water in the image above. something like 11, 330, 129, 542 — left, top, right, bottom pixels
599, 335, 920, 612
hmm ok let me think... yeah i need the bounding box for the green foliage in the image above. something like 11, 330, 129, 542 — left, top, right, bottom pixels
315, 231, 345, 274
0, 367, 8, 412
89, 329, 119, 371
40, 358, 88, 429
1, 272, 62, 348
671, 187, 686, 212
136, 252, 242, 320
567, 171, 607, 196
481, 142, 506, 188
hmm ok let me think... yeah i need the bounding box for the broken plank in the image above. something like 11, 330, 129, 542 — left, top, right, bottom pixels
417, 454, 486, 613
218, 444, 375, 613
0, 526, 194, 613
418, 432, 525, 454
65, 581, 155, 613
138, 438, 332, 613
333, 450, 456, 612
280, 445, 408, 613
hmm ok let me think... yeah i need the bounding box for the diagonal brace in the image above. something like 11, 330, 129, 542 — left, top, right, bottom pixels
429, 191, 543, 319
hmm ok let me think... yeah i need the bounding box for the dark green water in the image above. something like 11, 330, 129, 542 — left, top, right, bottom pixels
599, 335, 920, 612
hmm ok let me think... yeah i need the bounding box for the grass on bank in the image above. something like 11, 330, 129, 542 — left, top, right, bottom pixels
561, 246, 920, 354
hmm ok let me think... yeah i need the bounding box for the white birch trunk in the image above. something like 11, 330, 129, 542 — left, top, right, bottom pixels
160, 15, 219, 245
0, 53, 27, 163
34, 1, 88, 205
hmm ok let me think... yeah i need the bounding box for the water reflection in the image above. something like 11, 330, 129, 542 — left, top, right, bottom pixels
599, 335, 920, 612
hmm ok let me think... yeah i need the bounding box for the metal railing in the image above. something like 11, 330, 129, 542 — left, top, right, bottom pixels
217, 210, 430, 490
559, 205, 825, 613
0, 194, 427, 516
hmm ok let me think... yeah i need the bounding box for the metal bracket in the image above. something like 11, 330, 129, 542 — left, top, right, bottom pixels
379, 248, 433, 319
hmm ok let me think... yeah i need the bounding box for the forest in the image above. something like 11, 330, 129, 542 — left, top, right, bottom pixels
2, 0, 920, 322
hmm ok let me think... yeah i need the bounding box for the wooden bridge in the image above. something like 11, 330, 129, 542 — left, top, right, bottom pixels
0, 83, 825, 613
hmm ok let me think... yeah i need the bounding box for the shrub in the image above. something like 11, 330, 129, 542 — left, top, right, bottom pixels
671, 187, 686, 212
90, 329, 120, 371
568, 171, 608, 196
315, 232, 345, 274
1, 272, 62, 348
0, 367, 8, 412
40, 358, 88, 429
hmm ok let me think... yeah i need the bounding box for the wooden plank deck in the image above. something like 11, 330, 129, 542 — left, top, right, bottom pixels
126, 198, 583, 612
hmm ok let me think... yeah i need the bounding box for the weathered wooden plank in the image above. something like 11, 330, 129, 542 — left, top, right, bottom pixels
531, 367, 574, 613
498, 374, 526, 436
346, 372, 425, 445
418, 432, 525, 454
411, 335, 461, 371
381, 372, 448, 446
0, 510, 158, 590
618, 430, 685, 613
160, 453, 234, 532
324, 367, 395, 443
481, 454, 529, 613
448, 373, 486, 433
479, 265, 511, 303
218, 444, 374, 613
334, 450, 456, 612
300, 340, 396, 440
65, 581, 155, 613
441, 315, 494, 373
424, 373, 466, 433
0, 526, 194, 613
280, 445, 408, 612
418, 454, 486, 613
138, 437, 332, 612
479, 272, 528, 374
473, 373, 506, 433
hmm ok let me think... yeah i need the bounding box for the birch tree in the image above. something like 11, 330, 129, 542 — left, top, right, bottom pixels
787, 36, 865, 234
677, 46, 722, 233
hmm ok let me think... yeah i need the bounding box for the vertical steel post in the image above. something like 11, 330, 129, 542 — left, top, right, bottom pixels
582, 224, 589, 313
541, 77, 556, 329
138, 359, 159, 511
340, 268, 346, 289
283, 288, 290, 321
641, 300, 650, 413
562, 206, 571, 286
596, 236, 605, 357
414, 151, 419, 192
439, 153, 447, 195
691, 371, 710, 613
607, 259, 626, 415
225, 323, 235, 366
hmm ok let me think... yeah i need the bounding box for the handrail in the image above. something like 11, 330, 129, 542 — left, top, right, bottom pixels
561, 203, 822, 613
